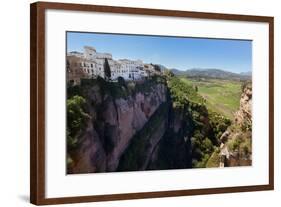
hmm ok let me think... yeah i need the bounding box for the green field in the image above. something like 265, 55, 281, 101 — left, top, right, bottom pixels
180, 77, 242, 120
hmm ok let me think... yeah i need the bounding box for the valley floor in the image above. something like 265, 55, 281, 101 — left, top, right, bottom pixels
180, 77, 242, 120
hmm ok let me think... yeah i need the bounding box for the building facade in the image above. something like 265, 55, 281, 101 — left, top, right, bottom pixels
67, 46, 160, 84
66, 55, 87, 85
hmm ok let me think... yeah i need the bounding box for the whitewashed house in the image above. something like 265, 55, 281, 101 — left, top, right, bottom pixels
84, 46, 112, 60
67, 45, 154, 83
118, 59, 145, 80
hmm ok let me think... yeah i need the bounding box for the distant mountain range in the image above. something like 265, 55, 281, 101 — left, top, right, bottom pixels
170, 68, 251, 80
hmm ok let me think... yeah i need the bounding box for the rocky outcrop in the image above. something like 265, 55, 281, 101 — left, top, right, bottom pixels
235, 83, 252, 128
69, 122, 106, 173
219, 82, 252, 167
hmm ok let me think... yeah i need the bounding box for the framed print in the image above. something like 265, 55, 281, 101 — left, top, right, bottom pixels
30, 2, 274, 205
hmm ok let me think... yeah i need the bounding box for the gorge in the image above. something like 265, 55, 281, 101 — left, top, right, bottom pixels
66, 73, 251, 174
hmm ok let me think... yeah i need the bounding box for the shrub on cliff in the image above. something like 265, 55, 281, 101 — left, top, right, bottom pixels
206, 147, 220, 168
117, 76, 126, 87
67, 95, 90, 149
209, 111, 231, 141
163, 69, 175, 77
67, 84, 82, 98
167, 76, 205, 108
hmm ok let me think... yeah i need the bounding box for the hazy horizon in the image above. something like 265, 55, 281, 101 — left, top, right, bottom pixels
171, 67, 252, 74
67, 32, 252, 73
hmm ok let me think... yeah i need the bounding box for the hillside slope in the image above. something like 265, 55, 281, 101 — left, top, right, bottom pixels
171, 68, 251, 80
207, 82, 252, 167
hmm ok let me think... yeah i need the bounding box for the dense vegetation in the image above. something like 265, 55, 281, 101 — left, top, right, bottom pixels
168, 76, 205, 108
166, 75, 231, 168
67, 95, 89, 150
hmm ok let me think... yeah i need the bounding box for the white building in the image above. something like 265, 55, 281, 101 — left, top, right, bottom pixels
118, 59, 145, 80
84, 46, 112, 60
67, 45, 157, 83
68, 51, 84, 58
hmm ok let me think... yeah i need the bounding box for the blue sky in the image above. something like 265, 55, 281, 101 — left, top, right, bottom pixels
67, 32, 252, 73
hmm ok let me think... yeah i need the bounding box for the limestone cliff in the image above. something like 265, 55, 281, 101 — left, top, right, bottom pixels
67, 78, 167, 173
218, 82, 252, 167
235, 83, 252, 129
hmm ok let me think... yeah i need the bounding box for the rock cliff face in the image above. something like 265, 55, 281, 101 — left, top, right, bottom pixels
68, 79, 167, 173
146, 106, 194, 170
235, 83, 252, 129
218, 82, 252, 167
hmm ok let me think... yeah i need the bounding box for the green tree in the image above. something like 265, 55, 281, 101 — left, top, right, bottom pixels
163, 69, 175, 77
67, 95, 89, 149
153, 64, 161, 72
117, 76, 126, 87
202, 137, 213, 153
104, 58, 111, 81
